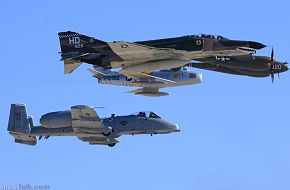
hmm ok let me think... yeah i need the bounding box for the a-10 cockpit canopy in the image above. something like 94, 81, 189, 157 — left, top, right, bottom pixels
132, 111, 161, 119
187, 34, 229, 40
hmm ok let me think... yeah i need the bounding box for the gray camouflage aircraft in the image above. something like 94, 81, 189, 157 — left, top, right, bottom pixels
88, 67, 202, 96
8, 104, 179, 147
58, 31, 266, 75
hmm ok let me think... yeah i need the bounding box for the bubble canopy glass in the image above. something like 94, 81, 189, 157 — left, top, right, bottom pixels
131, 111, 161, 119
187, 34, 229, 40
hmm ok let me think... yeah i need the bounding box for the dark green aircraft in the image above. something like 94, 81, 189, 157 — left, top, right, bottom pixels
188, 48, 288, 82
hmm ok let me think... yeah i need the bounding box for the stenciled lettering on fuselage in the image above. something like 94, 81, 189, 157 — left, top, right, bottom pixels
104, 76, 121, 80
68, 36, 84, 49
103, 75, 133, 81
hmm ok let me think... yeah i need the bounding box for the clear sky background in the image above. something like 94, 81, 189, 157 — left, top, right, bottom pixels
1, 0, 290, 189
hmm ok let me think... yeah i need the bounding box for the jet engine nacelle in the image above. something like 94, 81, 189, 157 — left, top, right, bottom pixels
40, 111, 72, 129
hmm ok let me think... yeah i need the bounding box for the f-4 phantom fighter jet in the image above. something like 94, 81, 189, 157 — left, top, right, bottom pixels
88, 67, 202, 96
58, 31, 265, 75
8, 104, 179, 147
189, 48, 288, 82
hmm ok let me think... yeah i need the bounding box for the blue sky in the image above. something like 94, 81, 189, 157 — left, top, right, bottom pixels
1, 0, 290, 189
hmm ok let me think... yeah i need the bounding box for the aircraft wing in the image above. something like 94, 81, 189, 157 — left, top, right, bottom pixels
125, 72, 176, 84
88, 68, 107, 78
71, 105, 111, 134
127, 87, 169, 97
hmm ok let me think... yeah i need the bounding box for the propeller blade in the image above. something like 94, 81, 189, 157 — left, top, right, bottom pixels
271, 73, 275, 83
269, 47, 275, 83
271, 72, 274, 83
271, 47, 274, 63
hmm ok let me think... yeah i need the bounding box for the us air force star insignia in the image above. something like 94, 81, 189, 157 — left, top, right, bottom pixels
216, 56, 230, 62
121, 44, 128, 48
220, 57, 226, 62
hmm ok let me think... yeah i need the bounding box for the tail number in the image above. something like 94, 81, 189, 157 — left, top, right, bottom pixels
68, 37, 84, 48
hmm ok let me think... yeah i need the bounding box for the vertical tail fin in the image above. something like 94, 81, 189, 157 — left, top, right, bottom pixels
58, 31, 107, 53
8, 104, 37, 145
58, 31, 107, 74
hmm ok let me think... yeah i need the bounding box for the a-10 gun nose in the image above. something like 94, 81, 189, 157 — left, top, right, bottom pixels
172, 123, 180, 132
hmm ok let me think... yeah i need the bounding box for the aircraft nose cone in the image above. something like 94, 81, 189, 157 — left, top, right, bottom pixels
248, 41, 266, 50
283, 64, 289, 71
172, 123, 180, 132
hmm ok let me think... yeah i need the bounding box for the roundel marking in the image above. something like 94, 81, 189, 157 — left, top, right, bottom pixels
196, 40, 202, 46
120, 121, 127, 125
121, 44, 128, 48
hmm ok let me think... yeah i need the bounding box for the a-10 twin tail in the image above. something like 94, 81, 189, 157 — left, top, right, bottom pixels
8, 104, 179, 147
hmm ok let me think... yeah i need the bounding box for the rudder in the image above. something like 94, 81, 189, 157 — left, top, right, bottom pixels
8, 104, 37, 145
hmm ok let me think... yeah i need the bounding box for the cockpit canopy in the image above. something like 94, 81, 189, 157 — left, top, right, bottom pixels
188, 34, 229, 40
132, 111, 161, 119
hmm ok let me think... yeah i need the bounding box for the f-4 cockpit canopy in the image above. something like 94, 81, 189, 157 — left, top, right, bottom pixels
132, 111, 161, 119
186, 34, 229, 40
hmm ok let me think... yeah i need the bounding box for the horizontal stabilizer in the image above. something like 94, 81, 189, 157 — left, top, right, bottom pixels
64, 60, 81, 74
9, 132, 37, 146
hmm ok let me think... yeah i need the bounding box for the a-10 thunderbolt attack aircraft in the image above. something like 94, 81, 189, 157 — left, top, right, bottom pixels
58, 31, 266, 75
7, 104, 179, 147
87, 67, 202, 96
